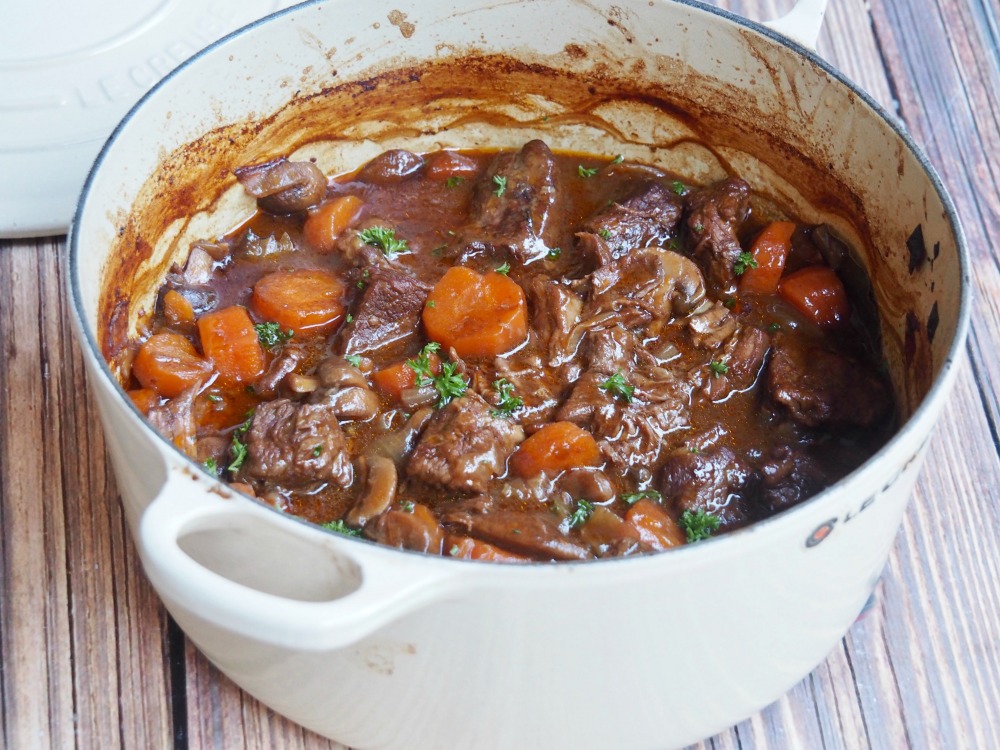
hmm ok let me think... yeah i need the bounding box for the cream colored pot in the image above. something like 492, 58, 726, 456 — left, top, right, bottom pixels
68, 1, 970, 748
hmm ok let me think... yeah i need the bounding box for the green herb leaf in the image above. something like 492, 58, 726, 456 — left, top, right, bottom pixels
322, 519, 362, 537
733, 251, 759, 276
709, 360, 729, 377
723, 296, 737, 309
600, 370, 635, 403
577, 164, 599, 178
768, 322, 781, 333
254, 321, 294, 349
494, 261, 511, 275
621, 489, 662, 506
426, 300, 436, 308
445, 176, 465, 188
227, 412, 254, 474
401, 500, 415, 514
346, 313, 354, 323
345, 354, 362, 368
598, 228, 612, 240
679, 509, 721, 543
406, 342, 442, 383
449, 544, 461, 556
207, 394, 223, 403
490, 378, 523, 418
493, 175, 507, 197
202, 457, 219, 474
358, 225, 408, 256
567, 499, 595, 528
611, 154, 624, 165
547, 247, 562, 259
667, 238, 680, 251
671, 180, 687, 196
693, 223, 704, 233
312, 444, 323, 457
431, 360, 468, 408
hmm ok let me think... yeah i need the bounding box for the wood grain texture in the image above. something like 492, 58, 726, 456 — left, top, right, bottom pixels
0, 0, 998, 748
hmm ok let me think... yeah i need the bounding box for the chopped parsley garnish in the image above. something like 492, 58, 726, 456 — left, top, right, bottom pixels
494, 261, 511, 275
611, 154, 624, 165
345, 354, 362, 368
430, 361, 468, 408
493, 175, 507, 197
621, 489, 662, 506
358, 225, 408, 255
490, 378, 523, 418
709, 360, 729, 377
312, 445, 323, 457
600, 370, 635, 403
207, 394, 222, 403
693, 223, 704, 233
667, 238, 680, 251
426, 300, 436, 308
445, 176, 465, 188
254, 321, 294, 349
547, 247, 562, 259
346, 313, 354, 323
679, 509, 721, 543
401, 500, 415, 514
449, 544, 461, 556
568, 499, 594, 528
577, 164, 599, 178
671, 180, 687, 195
598, 228, 612, 240
723, 296, 737, 309
406, 342, 442, 382
733, 251, 759, 275
202, 457, 219, 474
322, 519, 362, 537
768, 322, 781, 333
227, 412, 254, 474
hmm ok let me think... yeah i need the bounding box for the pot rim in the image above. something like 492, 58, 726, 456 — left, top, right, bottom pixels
67, 0, 973, 570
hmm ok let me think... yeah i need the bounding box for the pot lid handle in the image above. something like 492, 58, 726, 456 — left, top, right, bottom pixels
762, 0, 829, 52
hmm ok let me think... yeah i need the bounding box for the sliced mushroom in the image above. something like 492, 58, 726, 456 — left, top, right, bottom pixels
346, 456, 398, 526
365, 408, 434, 467
324, 386, 379, 421
317, 356, 369, 389
234, 157, 327, 213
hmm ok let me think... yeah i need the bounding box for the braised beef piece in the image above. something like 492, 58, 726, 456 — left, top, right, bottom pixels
767, 333, 890, 428
408, 393, 525, 493
442, 507, 592, 561
467, 139, 558, 264
148, 385, 198, 456
685, 178, 751, 292
337, 267, 430, 360
659, 446, 756, 528
558, 326, 692, 470
526, 277, 583, 366
759, 445, 827, 512
701, 326, 770, 401
367, 503, 444, 554
254, 346, 303, 398
579, 182, 684, 263
243, 397, 353, 489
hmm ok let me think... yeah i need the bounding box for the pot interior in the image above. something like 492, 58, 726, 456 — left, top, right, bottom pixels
76, 0, 964, 432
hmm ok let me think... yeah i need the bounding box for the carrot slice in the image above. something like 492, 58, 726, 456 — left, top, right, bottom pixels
425, 151, 480, 182
509, 421, 602, 477
197, 306, 266, 386
303, 195, 364, 252
127, 388, 160, 414
422, 267, 528, 358
252, 268, 346, 337
162, 289, 196, 326
371, 353, 442, 401
132, 331, 212, 398
625, 498, 686, 550
194, 388, 259, 432
738, 221, 796, 296
445, 535, 529, 562
778, 265, 851, 328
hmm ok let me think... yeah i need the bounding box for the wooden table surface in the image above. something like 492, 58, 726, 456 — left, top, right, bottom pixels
2, 0, 998, 747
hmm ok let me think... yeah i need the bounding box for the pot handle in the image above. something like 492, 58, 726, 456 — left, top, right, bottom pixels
138, 466, 460, 651
762, 0, 828, 52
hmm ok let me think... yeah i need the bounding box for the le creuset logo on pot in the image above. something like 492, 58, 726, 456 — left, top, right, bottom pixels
805, 442, 927, 548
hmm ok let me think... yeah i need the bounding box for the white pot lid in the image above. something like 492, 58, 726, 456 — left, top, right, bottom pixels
0, 0, 300, 238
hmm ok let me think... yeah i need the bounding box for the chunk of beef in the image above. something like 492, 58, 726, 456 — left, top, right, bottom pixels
337, 268, 430, 360
579, 182, 684, 262
687, 302, 738, 349
759, 445, 827, 512
148, 385, 198, 457
468, 139, 558, 264
234, 157, 326, 214
243, 397, 353, 489
526, 277, 583, 365
367, 503, 443, 554
407, 393, 524, 493
701, 325, 770, 401
492, 351, 563, 429
442, 508, 592, 561
767, 334, 890, 428
659, 446, 755, 528
685, 178, 751, 292
558, 327, 692, 470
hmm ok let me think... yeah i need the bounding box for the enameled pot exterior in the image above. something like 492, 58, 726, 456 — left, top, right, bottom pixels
69, 1, 970, 748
